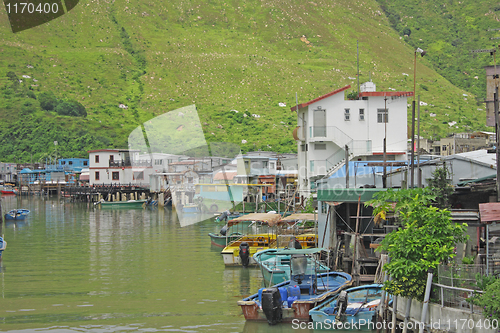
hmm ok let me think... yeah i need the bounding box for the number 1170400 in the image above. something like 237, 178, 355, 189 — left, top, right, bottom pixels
5, 2, 60, 14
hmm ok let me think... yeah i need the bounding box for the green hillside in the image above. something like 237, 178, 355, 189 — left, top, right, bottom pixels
0, 0, 494, 162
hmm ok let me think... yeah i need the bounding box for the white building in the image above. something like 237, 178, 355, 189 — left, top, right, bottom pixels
291, 82, 411, 194
88, 149, 153, 186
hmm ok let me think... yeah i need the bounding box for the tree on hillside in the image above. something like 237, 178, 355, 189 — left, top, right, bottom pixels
6, 71, 20, 89
55, 100, 87, 117
38, 92, 58, 111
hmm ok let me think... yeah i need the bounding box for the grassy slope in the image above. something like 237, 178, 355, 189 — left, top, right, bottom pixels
0, 0, 490, 162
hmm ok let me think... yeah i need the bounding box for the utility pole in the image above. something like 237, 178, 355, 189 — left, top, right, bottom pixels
410, 100, 415, 188
472, 42, 500, 200
417, 96, 422, 188
383, 96, 387, 188
496, 85, 500, 201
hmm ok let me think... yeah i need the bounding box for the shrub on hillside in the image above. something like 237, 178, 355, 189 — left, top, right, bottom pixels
55, 100, 87, 117
38, 92, 58, 111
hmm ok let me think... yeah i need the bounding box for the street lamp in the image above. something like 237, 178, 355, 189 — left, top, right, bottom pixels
411, 47, 426, 188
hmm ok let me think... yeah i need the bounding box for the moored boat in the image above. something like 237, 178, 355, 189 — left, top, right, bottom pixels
4, 209, 30, 220
0, 237, 6, 257
238, 255, 352, 324
1, 187, 17, 195
209, 212, 274, 248
222, 232, 318, 267
254, 247, 330, 286
309, 284, 385, 328
96, 199, 147, 208
209, 220, 254, 248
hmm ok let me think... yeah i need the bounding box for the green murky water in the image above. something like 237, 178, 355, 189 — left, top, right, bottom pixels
0, 196, 361, 333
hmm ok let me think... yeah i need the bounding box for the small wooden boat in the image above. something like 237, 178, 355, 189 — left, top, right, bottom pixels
1, 188, 17, 195
221, 232, 318, 266
4, 209, 30, 220
96, 199, 147, 208
0, 236, 6, 257
209, 212, 270, 248
238, 259, 352, 325
254, 248, 330, 286
309, 284, 385, 327
208, 220, 254, 248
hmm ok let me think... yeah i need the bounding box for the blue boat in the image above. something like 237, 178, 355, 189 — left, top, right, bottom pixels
0, 237, 6, 257
253, 248, 331, 286
309, 284, 387, 329
4, 209, 30, 220
238, 252, 352, 324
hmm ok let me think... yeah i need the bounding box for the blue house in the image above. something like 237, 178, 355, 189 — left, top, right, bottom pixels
46, 158, 89, 173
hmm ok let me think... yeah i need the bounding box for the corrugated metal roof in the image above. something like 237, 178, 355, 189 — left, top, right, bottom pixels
318, 188, 391, 202
479, 203, 500, 223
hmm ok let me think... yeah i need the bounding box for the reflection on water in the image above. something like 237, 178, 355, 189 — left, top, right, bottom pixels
0, 196, 367, 332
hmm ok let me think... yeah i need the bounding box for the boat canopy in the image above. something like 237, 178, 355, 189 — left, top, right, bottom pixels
227, 212, 281, 227
257, 247, 326, 256
280, 213, 318, 222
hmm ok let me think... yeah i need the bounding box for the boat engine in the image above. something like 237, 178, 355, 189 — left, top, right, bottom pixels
261, 287, 283, 325
239, 242, 250, 267
219, 225, 228, 236
334, 290, 348, 322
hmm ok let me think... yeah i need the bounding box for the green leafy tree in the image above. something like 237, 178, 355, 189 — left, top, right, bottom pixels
428, 164, 453, 209
473, 278, 500, 322
302, 195, 315, 213
367, 188, 468, 301
38, 92, 58, 111
6, 71, 19, 90
347, 90, 358, 100
55, 100, 87, 117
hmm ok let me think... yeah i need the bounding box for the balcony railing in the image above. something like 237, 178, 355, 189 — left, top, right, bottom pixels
109, 160, 151, 167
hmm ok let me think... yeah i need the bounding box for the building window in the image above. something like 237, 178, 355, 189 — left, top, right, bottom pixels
359, 109, 365, 121
109, 155, 114, 162
83, 161, 88, 166
112, 171, 119, 180
95, 171, 100, 180
187, 177, 194, 183
310, 160, 315, 172
300, 144, 308, 152
61, 161, 66, 165
315, 143, 327, 150
95, 155, 100, 163
344, 108, 350, 121
263, 161, 268, 168
377, 108, 388, 123
133, 171, 144, 180
69, 161, 73, 165
442, 146, 447, 151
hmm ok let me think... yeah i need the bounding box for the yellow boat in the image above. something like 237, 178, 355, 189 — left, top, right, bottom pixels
221, 211, 319, 266
221, 233, 277, 266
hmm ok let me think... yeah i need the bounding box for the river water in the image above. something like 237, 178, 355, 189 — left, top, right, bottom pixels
0, 196, 363, 333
